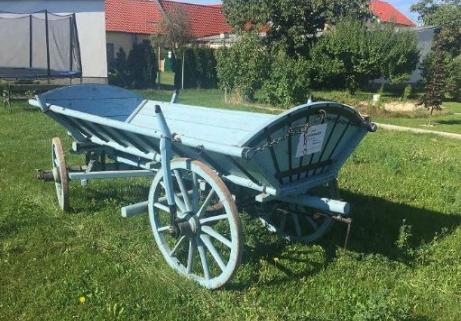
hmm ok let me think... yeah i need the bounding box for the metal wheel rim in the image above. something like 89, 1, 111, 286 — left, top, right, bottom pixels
148, 158, 243, 289
51, 137, 69, 211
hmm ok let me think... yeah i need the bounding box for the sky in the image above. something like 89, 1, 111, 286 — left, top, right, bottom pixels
173, 0, 421, 24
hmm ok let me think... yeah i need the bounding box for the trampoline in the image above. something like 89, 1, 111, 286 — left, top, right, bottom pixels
0, 10, 82, 109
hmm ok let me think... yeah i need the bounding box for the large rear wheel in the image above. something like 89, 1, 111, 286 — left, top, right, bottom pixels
148, 159, 243, 289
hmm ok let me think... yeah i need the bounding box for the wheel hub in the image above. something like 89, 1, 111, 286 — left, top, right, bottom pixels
177, 215, 200, 237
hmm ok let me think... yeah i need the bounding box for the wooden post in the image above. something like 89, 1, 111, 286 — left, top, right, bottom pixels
181, 50, 185, 90
157, 45, 161, 89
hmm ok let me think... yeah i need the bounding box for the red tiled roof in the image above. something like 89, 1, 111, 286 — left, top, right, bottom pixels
105, 0, 231, 38
105, 0, 160, 34
160, 1, 231, 37
370, 1, 416, 27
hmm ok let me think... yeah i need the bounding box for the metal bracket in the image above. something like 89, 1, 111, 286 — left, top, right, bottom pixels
331, 215, 352, 249
80, 159, 96, 187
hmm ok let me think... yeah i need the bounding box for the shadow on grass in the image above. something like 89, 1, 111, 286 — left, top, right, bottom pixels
436, 119, 461, 125
229, 191, 461, 290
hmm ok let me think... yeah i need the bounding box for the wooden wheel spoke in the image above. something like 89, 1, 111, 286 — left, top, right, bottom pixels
192, 172, 199, 211
174, 169, 192, 212
306, 216, 318, 230
160, 181, 186, 213
169, 235, 186, 256
199, 214, 228, 225
157, 225, 171, 233
197, 239, 210, 280
154, 202, 170, 213
196, 189, 216, 218
200, 234, 226, 271
186, 238, 195, 274
291, 213, 302, 237
279, 214, 287, 233
201, 226, 232, 248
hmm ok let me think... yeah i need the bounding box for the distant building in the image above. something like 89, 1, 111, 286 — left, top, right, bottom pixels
105, 0, 231, 62
370, 0, 416, 28
370, 1, 435, 83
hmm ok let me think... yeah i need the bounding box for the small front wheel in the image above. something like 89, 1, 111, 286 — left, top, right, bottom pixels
148, 158, 243, 289
51, 137, 69, 211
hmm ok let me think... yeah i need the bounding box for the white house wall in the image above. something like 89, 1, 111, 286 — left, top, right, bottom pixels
0, 0, 107, 81
106, 32, 150, 60
408, 27, 435, 83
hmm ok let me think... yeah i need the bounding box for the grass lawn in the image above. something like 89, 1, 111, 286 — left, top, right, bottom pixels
372, 102, 461, 135
158, 71, 175, 87
312, 90, 461, 135
1, 95, 461, 321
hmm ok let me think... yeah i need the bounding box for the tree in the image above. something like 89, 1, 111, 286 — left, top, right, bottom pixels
127, 42, 157, 89
221, 0, 371, 56
309, 20, 418, 94
108, 48, 129, 87
152, 4, 191, 55
420, 38, 447, 116
215, 33, 270, 102
261, 50, 310, 107
151, 4, 191, 89
412, 0, 461, 101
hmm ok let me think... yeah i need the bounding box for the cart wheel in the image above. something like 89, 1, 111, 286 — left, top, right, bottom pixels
51, 137, 69, 211
259, 181, 340, 243
148, 158, 243, 289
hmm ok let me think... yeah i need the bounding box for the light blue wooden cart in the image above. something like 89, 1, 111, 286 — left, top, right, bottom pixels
30, 84, 376, 289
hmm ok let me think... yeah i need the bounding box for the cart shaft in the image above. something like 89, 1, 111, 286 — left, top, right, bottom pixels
256, 193, 350, 216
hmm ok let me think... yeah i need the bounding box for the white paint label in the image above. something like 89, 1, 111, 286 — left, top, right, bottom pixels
296, 123, 328, 157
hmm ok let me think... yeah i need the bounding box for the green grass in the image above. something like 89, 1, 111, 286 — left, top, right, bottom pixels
312, 90, 461, 135
1, 98, 461, 321
158, 71, 175, 87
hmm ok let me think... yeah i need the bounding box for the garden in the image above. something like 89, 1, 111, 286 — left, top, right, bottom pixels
1, 91, 461, 320
1, 0, 461, 320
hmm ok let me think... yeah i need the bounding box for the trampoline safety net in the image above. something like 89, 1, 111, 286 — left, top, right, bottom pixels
0, 10, 82, 79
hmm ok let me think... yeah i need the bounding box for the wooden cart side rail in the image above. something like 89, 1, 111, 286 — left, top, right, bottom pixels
30, 99, 249, 159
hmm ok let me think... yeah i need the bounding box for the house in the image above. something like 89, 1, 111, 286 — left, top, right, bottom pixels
370, 1, 436, 83
0, 0, 108, 83
105, 0, 231, 62
370, 0, 416, 28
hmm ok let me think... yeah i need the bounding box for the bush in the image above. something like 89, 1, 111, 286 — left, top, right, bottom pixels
309, 19, 418, 94
402, 84, 413, 100
109, 43, 157, 89
126, 42, 157, 89
183, 47, 218, 89
108, 48, 130, 87
261, 50, 310, 107
216, 33, 270, 101
446, 54, 461, 101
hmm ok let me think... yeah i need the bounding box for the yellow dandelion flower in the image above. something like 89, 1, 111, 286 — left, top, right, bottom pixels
79, 296, 86, 304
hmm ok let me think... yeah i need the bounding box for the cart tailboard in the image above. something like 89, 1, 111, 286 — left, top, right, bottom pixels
240, 103, 373, 195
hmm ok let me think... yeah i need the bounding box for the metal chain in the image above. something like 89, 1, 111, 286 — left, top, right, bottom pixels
248, 110, 327, 155
249, 123, 311, 154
